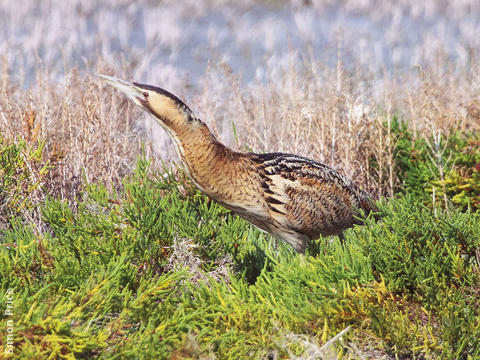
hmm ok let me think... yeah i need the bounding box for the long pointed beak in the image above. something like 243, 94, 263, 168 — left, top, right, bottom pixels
97, 74, 145, 107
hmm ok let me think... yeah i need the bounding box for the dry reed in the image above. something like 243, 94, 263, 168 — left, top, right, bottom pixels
0, 54, 479, 202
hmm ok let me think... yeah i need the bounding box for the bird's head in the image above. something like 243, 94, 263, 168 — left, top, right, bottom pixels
98, 74, 200, 134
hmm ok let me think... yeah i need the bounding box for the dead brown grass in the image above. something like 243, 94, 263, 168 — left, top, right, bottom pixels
195, 57, 480, 198
0, 60, 153, 201
0, 56, 479, 201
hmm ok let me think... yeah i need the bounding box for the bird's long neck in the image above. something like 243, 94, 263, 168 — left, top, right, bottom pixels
168, 122, 241, 196
145, 91, 248, 198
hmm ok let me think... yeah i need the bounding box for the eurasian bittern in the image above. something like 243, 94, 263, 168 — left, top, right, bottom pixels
98, 74, 378, 253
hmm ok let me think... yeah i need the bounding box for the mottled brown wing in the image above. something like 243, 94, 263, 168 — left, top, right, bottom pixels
253, 153, 375, 246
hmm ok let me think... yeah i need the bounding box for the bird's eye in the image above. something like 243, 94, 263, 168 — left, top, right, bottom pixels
143, 92, 149, 98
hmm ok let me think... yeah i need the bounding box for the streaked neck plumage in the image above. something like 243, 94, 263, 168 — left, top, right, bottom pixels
144, 91, 240, 195
97, 75, 248, 200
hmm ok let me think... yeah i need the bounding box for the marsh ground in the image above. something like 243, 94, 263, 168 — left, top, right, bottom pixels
0, 1, 479, 358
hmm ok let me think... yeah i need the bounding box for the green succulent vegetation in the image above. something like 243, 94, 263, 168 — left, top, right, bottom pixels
0, 125, 479, 359
391, 117, 480, 211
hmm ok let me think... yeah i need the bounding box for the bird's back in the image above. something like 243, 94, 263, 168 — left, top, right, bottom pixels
235, 152, 378, 252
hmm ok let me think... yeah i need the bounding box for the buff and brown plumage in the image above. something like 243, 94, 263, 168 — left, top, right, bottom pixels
98, 74, 378, 253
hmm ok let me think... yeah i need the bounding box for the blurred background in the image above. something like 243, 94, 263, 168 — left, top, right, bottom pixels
2, 0, 479, 87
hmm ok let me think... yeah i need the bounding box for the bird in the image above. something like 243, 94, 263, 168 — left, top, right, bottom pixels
98, 74, 378, 253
